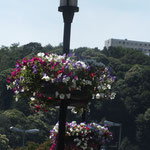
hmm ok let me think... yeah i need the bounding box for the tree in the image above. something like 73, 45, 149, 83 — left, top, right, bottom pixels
136, 108, 150, 150
0, 134, 10, 150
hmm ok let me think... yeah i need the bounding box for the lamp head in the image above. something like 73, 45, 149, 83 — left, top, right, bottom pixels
59, 0, 79, 12
60, 0, 78, 7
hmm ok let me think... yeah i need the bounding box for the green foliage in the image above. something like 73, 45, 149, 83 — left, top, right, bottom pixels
0, 134, 10, 150
24, 141, 39, 150
102, 46, 150, 65
120, 137, 140, 150
136, 108, 150, 150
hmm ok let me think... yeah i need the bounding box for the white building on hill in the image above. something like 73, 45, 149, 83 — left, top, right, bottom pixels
105, 38, 150, 56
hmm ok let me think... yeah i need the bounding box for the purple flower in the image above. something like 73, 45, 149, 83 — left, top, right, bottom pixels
20, 76, 23, 80
73, 63, 76, 68
32, 65, 37, 74
43, 73, 47, 76
68, 53, 72, 57
16, 64, 20, 68
33, 69, 37, 74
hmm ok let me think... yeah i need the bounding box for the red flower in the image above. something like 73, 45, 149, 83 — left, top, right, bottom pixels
101, 68, 105, 72
46, 53, 49, 56
62, 59, 66, 63
86, 127, 89, 130
68, 72, 73, 76
48, 97, 52, 100
90, 73, 95, 77
58, 70, 62, 74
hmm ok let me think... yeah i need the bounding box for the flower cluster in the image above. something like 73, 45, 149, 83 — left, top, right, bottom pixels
7, 52, 116, 112
50, 121, 112, 150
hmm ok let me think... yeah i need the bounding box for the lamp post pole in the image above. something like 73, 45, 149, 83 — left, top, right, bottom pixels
10, 127, 39, 150
104, 120, 122, 150
58, 0, 79, 150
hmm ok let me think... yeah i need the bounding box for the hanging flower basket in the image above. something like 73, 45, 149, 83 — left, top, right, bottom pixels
7, 52, 116, 112
50, 121, 113, 150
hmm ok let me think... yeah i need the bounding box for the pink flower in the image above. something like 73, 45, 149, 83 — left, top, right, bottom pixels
7, 77, 11, 83
74, 76, 78, 80
35, 105, 40, 112
37, 93, 43, 98
48, 97, 52, 100
11, 71, 16, 77
22, 58, 28, 65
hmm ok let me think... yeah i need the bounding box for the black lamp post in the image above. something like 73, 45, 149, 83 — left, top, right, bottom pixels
59, 0, 79, 54
57, 0, 79, 150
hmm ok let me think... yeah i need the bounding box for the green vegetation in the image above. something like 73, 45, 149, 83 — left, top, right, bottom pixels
0, 43, 150, 149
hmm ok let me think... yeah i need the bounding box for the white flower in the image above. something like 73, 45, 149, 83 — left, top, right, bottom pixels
96, 93, 100, 99
66, 93, 71, 99
80, 123, 85, 126
22, 66, 26, 70
110, 92, 116, 99
86, 80, 92, 85
72, 79, 76, 84
37, 52, 45, 57
76, 86, 81, 91
71, 108, 77, 114
97, 85, 101, 90
100, 93, 105, 98
30, 97, 35, 101
92, 94, 95, 99
15, 97, 19, 102
45, 55, 52, 62
59, 94, 65, 99
107, 84, 111, 89
76, 141, 81, 146
76, 133, 79, 136
6, 85, 11, 90
57, 73, 62, 78
14, 90, 19, 95
71, 83, 76, 89
72, 121, 77, 125
33, 92, 36, 96
55, 91, 59, 98
21, 88, 24, 92
42, 75, 50, 81
76, 61, 87, 69
102, 85, 107, 90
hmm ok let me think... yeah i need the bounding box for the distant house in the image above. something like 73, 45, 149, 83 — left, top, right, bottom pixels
105, 38, 150, 56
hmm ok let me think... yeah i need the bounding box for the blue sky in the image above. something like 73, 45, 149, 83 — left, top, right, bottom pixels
0, 0, 150, 49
